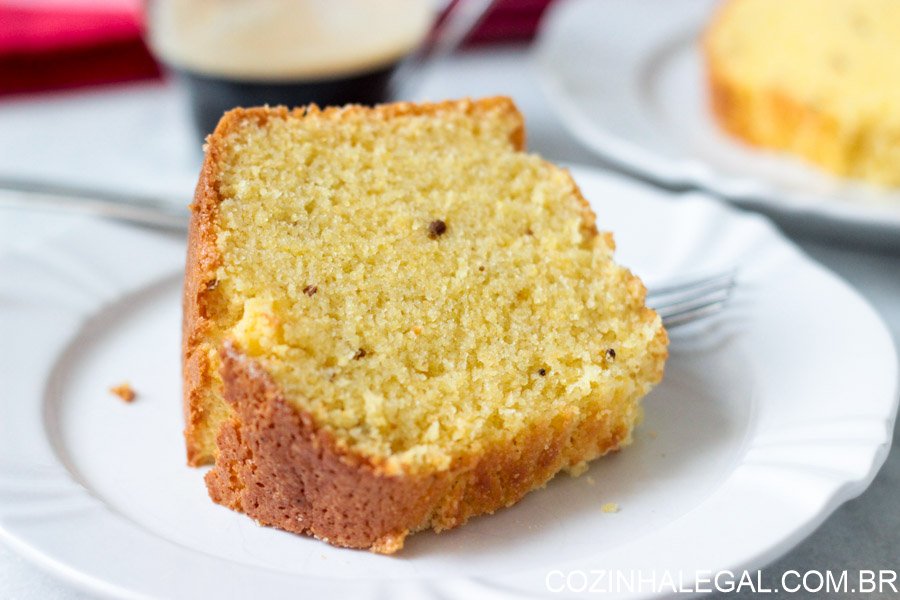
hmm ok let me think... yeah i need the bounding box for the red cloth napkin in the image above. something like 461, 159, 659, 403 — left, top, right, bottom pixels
468, 0, 554, 44
0, 1, 160, 96
0, 0, 553, 97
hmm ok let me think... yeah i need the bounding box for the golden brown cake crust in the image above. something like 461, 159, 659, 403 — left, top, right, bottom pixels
182, 121, 224, 466
206, 342, 633, 553
184, 97, 667, 552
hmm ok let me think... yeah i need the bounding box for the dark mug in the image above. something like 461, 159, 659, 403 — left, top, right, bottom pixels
146, 0, 443, 139
175, 64, 399, 139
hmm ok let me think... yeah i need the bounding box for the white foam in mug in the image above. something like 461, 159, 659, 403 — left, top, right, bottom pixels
146, 0, 435, 136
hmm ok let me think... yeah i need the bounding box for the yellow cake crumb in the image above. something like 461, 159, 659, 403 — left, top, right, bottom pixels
601, 502, 620, 513
201, 101, 666, 473
566, 461, 590, 477
109, 382, 136, 403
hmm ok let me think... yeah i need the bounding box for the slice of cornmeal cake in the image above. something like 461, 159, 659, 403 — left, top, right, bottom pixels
183, 97, 668, 554
705, 0, 900, 186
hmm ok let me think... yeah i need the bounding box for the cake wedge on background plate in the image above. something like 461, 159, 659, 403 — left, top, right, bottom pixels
182, 97, 668, 554
705, 0, 900, 186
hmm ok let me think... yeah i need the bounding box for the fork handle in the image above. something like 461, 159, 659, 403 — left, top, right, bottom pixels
0, 177, 189, 232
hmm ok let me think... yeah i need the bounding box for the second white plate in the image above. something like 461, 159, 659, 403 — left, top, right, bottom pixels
0, 166, 897, 599
535, 0, 900, 247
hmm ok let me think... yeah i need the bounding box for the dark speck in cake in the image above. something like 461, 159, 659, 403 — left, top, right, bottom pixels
428, 220, 447, 239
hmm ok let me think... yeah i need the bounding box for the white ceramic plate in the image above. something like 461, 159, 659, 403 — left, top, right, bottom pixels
535, 0, 900, 248
1, 166, 897, 600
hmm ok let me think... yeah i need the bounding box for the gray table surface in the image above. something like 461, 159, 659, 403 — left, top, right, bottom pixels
1, 44, 898, 599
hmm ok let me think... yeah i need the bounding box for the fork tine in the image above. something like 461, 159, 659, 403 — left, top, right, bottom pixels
645, 269, 737, 299
654, 285, 731, 316
647, 269, 737, 328
660, 299, 729, 328
651, 279, 735, 311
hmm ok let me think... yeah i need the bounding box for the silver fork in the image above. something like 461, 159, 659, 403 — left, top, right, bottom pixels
0, 178, 737, 327
648, 270, 737, 329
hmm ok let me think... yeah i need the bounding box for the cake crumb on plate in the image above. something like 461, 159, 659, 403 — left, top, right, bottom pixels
109, 382, 136, 403
601, 502, 619, 513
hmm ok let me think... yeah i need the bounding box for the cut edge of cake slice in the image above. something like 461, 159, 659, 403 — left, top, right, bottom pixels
182, 97, 668, 554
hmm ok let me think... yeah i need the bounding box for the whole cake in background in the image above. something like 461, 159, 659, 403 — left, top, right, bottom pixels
704, 0, 900, 187
182, 97, 668, 553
